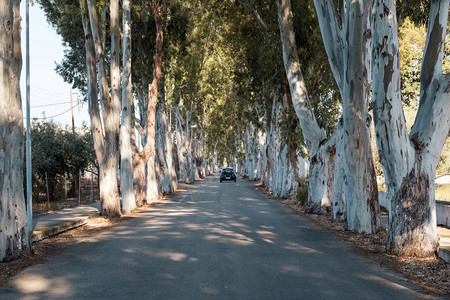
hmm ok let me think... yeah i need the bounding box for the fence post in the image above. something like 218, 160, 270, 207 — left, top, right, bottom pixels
64, 173, 67, 202
78, 169, 81, 205
45, 172, 50, 209
90, 168, 94, 202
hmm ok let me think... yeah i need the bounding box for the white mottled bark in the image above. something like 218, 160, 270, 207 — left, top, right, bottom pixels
372, 0, 449, 256
307, 136, 335, 214
342, 0, 380, 233
266, 95, 279, 192
120, 0, 136, 214
186, 104, 196, 183
312, 0, 345, 96
87, 0, 120, 217
175, 102, 188, 182
331, 119, 345, 221
312, 0, 380, 231
277, 0, 336, 213
256, 129, 267, 183
0, 0, 30, 261
245, 124, 259, 180
156, 105, 171, 194
144, 0, 163, 203
81, 10, 106, 213
276, 0, 327, 155
166, 107, 177, 192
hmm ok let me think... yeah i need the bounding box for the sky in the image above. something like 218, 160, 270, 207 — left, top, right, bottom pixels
20, 2, 91, 129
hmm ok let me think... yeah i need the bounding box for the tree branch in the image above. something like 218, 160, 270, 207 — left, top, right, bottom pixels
312, 0, 345, 95
240, 0, 269, 41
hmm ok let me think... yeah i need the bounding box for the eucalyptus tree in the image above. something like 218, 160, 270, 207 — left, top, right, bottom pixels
277, 0, 381, 233
38, 0, 120, 217
120, 0, 136, 213
372, 0, 449, 257
0, 0, 30, 261
84, 0, 121, 216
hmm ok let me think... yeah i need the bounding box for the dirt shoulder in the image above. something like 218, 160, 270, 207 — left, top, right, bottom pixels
252, 183, 449, 296
0, 194, 175, 289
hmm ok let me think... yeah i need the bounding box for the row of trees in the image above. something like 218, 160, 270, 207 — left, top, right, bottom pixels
0, 0, 448, 261
236, 0, 449, 258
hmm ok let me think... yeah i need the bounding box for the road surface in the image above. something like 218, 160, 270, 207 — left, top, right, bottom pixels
1, 176, 435, 299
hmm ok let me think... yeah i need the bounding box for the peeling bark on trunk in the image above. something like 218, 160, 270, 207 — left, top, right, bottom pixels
342, 0, 380, 233
306, 137, 335, 214
120, 0, 136, 214
276, 0, 327, 155
331, 119, 345, 221
372, 0, 449, 256
165, 104, 177, 192
311, 0, 380, 232
245, 124, 259, 181
142, 0, 163, 203
256, 129, 267, 184
0, 0, 30, 261
186, 103, 196, 183
156, 104, 171, 194
277, 0, 340, 213
175, 102, 188, 182
87, 0, 120, 217
81, 11, 105, 206
131, 126, 146, 207
266, 95, 279, 193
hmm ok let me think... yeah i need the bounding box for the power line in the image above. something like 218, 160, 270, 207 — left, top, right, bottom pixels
31, 101, 72, 108
31, 85, 69, 97
24, 102, 80, 120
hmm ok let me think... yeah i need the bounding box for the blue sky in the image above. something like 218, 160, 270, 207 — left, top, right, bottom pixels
20, 2, 90, 128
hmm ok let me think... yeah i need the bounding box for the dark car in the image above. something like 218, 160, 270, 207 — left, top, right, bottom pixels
220, 168, 236, 182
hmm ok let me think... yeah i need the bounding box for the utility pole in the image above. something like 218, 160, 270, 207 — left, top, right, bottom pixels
70, 88, 75, 133
26, 0, 33, 234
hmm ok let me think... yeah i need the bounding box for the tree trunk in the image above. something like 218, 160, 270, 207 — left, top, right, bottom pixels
156, 104, 171, 194
277, 0, 340, 212
175, 102, 188, 182
87, 0, 120, 217
266, 95, 282, 195
331, 119, 345, 221
131, 126, 146, 207
372, 0, 449, 256
81, 9, 106, 210
0, 0, 30, 261
186, 103, 196, 183
120, 0, 136, 214
276, 0, 327, 155
166, 108, 178, 192
342, 0, 380, 233
142, 0, 163, 203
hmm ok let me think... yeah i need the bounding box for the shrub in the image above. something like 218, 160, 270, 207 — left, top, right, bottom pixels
296, 176, 309, 207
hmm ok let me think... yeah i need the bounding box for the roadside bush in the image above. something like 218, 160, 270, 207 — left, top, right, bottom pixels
25, 121, 96, 202
296, 176, 309, 207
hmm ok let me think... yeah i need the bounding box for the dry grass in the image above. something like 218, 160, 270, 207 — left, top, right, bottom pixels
436, 184, 450, 202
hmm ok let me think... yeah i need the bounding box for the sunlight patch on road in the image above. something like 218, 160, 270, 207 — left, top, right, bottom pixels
283, 242, 323, 254
204, 233, 254, 246
256, 230, 277, 244
200, 284, 220, 295
279, 264, 302, 275
13, 274, 72, 296
356, 274, 411, 292
152, 250, 188, 262
209, 227, 255, 244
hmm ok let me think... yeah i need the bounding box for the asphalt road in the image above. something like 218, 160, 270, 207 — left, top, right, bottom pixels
1, 176, 436, 299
